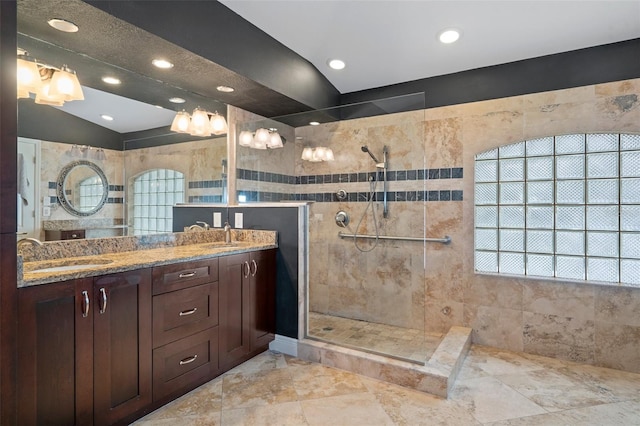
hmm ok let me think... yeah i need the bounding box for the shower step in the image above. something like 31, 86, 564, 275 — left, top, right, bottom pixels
297, 326, 471, 398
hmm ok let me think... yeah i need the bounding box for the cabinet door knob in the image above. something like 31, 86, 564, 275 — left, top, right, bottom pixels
179, 354, 198, 365
178, 271, 197, 278
99, 287, 108, 314
250, 259, 258, 276
179, 307, 198, 316
243, 261, 250, 278
82, 290, 90, 318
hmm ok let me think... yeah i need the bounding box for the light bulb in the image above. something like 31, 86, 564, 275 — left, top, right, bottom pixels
188, 108, 211, 136
170, 111, 191, 133
210, 112, 228, 135
239, 131, 254, 147
267, 131, 283, 148
301, 146, 313, 161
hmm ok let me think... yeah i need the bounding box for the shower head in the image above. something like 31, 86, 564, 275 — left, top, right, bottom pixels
361, 145, 381, 164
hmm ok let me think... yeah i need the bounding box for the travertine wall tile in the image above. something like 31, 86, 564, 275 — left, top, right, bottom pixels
522, 281, 595, 321
523, 312, 595, 364
594, 287, 640, 327
594, 322, 640, 373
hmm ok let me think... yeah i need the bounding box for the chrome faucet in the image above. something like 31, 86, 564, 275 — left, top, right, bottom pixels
224, 221, 232, 244
17, 237, 43, 251
188, 221, 210, 231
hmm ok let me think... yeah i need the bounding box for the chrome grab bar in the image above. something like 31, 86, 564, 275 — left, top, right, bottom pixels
338, 232, 451, 244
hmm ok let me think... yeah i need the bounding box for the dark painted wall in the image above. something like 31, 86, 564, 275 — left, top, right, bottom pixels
341, 39, 640, 110
173, 205, 300, 339
18, 100, 122, 150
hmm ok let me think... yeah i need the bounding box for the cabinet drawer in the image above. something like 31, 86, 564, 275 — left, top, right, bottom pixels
152, 327, 218, 401
153, 282, 218, 348
152, 258, 219, 295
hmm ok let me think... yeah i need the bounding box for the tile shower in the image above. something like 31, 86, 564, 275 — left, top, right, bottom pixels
237, 78, 640, 375
41, 77, 640, 376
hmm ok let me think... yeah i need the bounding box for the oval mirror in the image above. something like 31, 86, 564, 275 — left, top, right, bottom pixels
56, 160, 109, 216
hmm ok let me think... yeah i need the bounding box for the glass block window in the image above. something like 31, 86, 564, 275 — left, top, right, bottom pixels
474, 133, 640, 286
132, 169, 184, 235
78, 176, 104, 211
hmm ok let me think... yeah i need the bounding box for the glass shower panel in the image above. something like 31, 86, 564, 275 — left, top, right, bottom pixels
279, 93, 429, 364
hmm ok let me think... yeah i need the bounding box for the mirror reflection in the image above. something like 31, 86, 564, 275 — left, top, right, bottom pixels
57, 160, 108, 216
16, 1, 229, 241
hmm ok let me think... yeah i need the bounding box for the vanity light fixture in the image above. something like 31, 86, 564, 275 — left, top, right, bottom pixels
170, 108, 229, 137
47, 18, 79, 33
216, 85, 235, 93
238, 128, 285, 150
101, 76, 121, 85
68, 144, 106, 161
152, 58, 174, 69
17, 51, 84, 104
301, 145, 334, 162
327, 59, 346, 70
438, 28, 461, 44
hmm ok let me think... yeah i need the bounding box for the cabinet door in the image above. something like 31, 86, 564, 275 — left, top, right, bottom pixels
250, 249, 277, 350
219, 253, 251, 368
17, 278, 94, 426
93, 269, 152, 426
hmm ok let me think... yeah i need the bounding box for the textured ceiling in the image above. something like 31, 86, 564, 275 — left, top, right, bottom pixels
17, 0, 314, 132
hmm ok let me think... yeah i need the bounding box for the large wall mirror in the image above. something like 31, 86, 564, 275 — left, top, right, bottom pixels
16, 0, 230, 240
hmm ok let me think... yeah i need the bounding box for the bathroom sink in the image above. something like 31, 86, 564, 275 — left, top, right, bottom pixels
25, 258, 114, 273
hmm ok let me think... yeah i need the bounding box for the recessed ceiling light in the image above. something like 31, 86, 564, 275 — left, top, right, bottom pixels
101, 114, 114, 121
152, 59, 174, 69
101, 76, 121, 85
309, 121, 320, 126
327, 59, 346, 70
216, 85, 235, 93
169, 97, 186, 104
438, 29, 461, 44
48, 18, 79, 33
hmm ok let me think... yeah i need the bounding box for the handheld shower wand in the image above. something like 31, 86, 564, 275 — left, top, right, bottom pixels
361, 145, 381, 164
360, 145, 389, 218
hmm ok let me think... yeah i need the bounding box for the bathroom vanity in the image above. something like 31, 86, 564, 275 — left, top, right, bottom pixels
16, 233, 277, 425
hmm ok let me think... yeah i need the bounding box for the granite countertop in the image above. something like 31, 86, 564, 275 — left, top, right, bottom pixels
19, 230, 277, 288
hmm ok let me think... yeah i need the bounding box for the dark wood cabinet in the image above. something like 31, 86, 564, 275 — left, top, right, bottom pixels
219, 253, 252, 369
45, 229, 86, 241
151, 259, 220, 402
17, 269, 152, 426
17, 249, 275, 425
219, 249, 276, 370
93, 270, 152, 426
250, 249, 277, 350
18, 278, 94, 426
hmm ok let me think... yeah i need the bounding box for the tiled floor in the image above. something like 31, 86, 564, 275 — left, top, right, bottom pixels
307, 312, 443, 363
133, 345, 640, 425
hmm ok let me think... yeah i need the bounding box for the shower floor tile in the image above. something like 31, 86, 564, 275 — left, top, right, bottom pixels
307, 312, 443, 363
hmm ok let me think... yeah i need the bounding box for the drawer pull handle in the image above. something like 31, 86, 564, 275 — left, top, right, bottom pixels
82, 290, 90, 318
243, 261, 250, 278
250, 259, 258, 276
99, 288, 108, 314
179, 307, 198, 316
179, 355, 198, 365
178, 271, 197, 278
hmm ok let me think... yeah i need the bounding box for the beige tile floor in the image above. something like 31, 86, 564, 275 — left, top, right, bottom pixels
133, 345, 640, 425
308, 312, 443, 363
